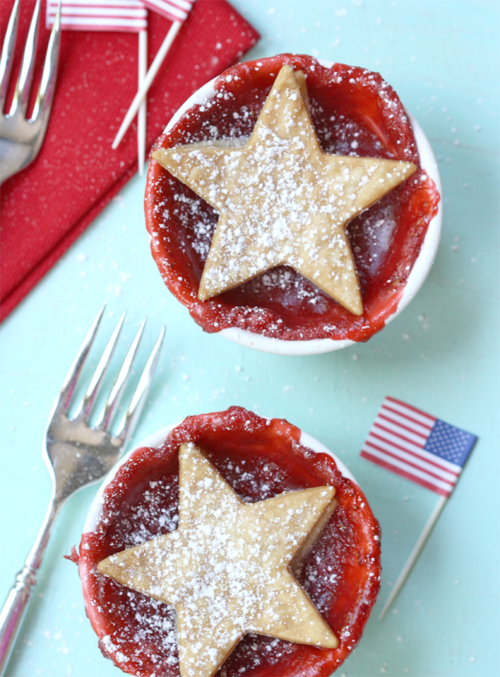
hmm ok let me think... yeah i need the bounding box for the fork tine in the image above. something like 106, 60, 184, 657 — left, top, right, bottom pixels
97, 319, 146, 430
31, 0, 61, 123
57, 305, 106, 414
75, 312, 126, 421
116, 327, 165, 444
11, 0, 41, 115
0, 0, 20, 109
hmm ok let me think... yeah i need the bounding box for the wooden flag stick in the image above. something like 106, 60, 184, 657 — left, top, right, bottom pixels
137, 30, 147, 175
379, 494, 448, 620
112, 20, 182, 150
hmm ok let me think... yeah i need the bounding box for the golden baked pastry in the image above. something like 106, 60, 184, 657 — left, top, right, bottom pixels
153, 65, 416, 315
98, 442, 338, 677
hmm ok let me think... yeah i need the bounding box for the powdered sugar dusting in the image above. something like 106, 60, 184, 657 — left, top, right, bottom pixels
97, 593, 178, 672
154, 65, 416, 317
98, 443, 338, 677
116, 477, 179, 548
146, 56, 441, 342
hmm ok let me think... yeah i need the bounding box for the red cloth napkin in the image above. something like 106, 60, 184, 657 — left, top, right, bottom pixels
0, 0, 259, 322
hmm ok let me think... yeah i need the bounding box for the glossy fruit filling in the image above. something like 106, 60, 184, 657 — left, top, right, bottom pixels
78, 407, 381, 676
145, 54, 440, 342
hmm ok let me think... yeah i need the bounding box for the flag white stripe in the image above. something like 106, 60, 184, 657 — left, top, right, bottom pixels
365, 435, 459, 483
50, 8, 147, 17
142, 0, 187, 20
370, 427, 461, 474
380, 408, 433, 437
374, 419, 430, 449
49, 0, 146, 6
383, 398, 436, 426
169, 0, 194, 11
57, 16, 147, 27
362, 449, 452, 498
47, 0, 148, 29
362, 446, 455, 493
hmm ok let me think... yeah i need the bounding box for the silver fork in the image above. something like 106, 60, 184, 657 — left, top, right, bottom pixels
0, 306, 165, 674
0, 0, 61, 185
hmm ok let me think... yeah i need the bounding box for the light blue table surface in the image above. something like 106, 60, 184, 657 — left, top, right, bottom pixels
1, 1, 499, 676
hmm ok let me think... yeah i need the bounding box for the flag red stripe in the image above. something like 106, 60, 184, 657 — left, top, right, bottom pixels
50, 4, 146, 8
141, 0, 193, 21
363, 444, 455, 491
364, 440, 458, 484
48, 1, 147, 8
382, 403, 434, 431
360, 451, 451, 497
47, 0, 148, 30
170, 0, 194, 8
369, 430, 460, 476
378, 412, 429, 439
385, 396, 437, 424
373, 421, 428, 448
52, 12, 147, 18
52, 21, 146, 31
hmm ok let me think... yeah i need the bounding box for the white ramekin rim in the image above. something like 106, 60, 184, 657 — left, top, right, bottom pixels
83, 421, 357, 534
159, 57, 443, 356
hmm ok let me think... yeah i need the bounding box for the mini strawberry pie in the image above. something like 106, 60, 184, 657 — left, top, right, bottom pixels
145, 54, 441, 351
76, 407, 381, 676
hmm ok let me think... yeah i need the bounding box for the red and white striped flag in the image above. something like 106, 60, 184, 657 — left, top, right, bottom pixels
46, 0, 148, 32
140, 0, 194, 23
360, 396, 477, 497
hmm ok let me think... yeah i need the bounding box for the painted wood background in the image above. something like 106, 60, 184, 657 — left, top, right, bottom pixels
0, 1, 498, 675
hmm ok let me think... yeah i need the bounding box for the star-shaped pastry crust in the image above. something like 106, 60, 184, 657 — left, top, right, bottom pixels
98, 443, 339, 677
153, 64, 416, 315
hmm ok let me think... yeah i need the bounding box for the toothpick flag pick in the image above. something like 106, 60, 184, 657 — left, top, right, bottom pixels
112, 0, 196, 151
137, 28, 147, 175
361, 396, 477, 618
47, 0, 149, 173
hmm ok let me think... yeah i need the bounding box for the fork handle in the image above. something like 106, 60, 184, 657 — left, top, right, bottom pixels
0, 565, 37, 673
0, 500, 60, 675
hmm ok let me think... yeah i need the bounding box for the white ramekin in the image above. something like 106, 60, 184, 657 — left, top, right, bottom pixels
159, 59, 443, 356
83, 423, 357, 534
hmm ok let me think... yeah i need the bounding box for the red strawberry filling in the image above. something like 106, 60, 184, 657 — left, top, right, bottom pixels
78, 407, 381, 676
145, 54, 440, 342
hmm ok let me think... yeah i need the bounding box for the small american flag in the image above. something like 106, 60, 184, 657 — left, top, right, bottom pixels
361, 396, 477, 497
46, 0, 148, 32
140, 0, 195, 23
